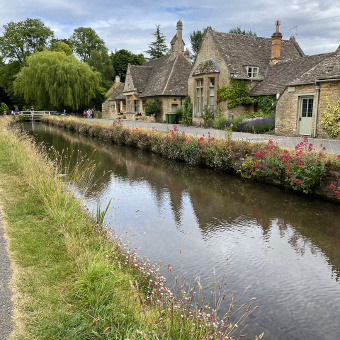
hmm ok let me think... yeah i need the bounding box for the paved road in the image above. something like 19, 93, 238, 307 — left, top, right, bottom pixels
0, 209, 13, 340
87, 118, 340, 155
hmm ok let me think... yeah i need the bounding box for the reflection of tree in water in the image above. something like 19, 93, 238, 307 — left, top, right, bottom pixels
25, 122, 340, 280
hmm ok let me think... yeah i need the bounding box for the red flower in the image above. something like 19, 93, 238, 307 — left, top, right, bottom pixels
334, 191, 340, 196
286, 170, 291, 176
330, 183, 337, 190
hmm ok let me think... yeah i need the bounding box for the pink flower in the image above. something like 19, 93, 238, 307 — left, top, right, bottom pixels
287, 163, 292, 169
330, 183, 337, 190
286, 170, 291, 176
334, 191, 340, 196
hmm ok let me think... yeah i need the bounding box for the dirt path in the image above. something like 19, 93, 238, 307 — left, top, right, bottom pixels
0, 208, 13, 339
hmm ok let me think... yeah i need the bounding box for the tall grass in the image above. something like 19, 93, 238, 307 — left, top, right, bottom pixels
0, 116, 261, 338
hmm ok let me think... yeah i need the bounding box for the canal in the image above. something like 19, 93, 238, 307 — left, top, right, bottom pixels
24, 122, 340, 339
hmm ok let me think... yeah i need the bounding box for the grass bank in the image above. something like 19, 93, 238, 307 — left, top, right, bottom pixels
41, 115, 340, 201
0, 116, 259, 339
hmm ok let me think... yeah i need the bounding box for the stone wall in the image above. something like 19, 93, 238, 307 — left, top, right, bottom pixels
276, 81, 340, 139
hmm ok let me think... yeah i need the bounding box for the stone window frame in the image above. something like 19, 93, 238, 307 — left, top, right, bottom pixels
196, 78, 204, 115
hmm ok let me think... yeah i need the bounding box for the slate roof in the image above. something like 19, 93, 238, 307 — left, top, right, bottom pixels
250, 52, 335, 95
289, 50, 340, 85
127, 53, 192, 98
209, 30, 305, 80
107, 83, 125, 101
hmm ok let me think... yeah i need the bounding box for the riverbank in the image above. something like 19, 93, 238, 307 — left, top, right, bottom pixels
0, 116, 256, 339
41, 115, 340, 202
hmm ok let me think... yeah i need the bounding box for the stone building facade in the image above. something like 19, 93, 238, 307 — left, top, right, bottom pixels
103, 20, 192, 123
275, 51, 340, 138
188, 23, 304, 123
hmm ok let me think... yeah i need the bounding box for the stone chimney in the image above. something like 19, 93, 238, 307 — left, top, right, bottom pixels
171, 20, 185, 54
271, 20, 282, 65
115, 75, 121, 83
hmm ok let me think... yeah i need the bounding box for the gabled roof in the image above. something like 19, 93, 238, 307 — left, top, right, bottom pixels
289, 49, 340, 85
104, 83, 125, 103
127, 53, 192, 98
250, 52, 334, 96
192, 58, 220, 76
209, 30, 304, 79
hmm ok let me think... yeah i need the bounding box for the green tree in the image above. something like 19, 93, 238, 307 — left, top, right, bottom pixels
69, 27, 106, 63
0, 18, 54, 63
14, 50, 100, 110
146, 25, 167, 60
145, 99, 162, 116
88, 46, 115, 89
189, 28, 207, 61
229, 26, 257, 36
50, 40, 73, 56
110, 49, 146, 82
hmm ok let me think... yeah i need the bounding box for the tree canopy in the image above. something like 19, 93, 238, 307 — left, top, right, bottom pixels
50, 40, 73, 56
146, 25, 167, 60
14, 50, 100, 110
0, 18, 54, 63
189, 28, 207, 61
69, 27, 106, 63
229, 26, 257, 36
110, 49, 146, 82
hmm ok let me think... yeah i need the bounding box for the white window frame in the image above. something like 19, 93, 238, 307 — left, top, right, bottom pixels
209, 78, 215, 111
246, 66, 259, 78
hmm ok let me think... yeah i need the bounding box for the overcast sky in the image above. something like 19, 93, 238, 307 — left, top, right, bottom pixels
1, 0, 340, 57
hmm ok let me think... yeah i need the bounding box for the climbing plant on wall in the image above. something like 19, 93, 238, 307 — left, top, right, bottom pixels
217, 79, 254, 108
257, 95, 276, 115
321, 97, 340, 138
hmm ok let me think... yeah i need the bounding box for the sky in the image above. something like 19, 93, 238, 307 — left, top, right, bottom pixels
1, 0, 340, 57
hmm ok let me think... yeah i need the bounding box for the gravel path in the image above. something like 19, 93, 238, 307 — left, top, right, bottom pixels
0, 208, 13, 339
86, 118, 340, 155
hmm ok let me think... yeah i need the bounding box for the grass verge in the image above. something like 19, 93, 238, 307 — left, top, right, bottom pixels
0, 116, 260, 339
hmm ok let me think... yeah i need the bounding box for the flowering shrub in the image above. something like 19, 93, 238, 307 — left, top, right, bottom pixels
235, 114, 275, 134
321, 97, 340, 138
201, 103, 214, 127
330, 156, 340, 197
243, 137, 327, 194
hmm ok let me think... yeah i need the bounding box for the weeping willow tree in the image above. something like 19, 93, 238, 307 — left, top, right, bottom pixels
14, 50, 100, 110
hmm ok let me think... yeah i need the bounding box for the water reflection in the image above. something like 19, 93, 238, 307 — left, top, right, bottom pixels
24, 122, 340, 340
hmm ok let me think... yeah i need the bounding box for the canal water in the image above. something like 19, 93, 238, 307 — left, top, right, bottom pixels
24, 122, 340, 340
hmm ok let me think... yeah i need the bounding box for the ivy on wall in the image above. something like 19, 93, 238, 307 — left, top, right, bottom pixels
257, 95, 276, 115
217, 79, 276, 115
217, 79, 253, 108
321, 97, 340, 138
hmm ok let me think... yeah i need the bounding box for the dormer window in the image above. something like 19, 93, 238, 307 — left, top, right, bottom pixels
246, 66, 259, 78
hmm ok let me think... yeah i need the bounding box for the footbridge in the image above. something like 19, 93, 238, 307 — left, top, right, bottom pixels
19, 111, 53, 121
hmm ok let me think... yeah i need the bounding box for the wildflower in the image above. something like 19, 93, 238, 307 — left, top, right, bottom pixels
286, 170, 291, 176
330, 184, 337, 190
335, 191, 340, 196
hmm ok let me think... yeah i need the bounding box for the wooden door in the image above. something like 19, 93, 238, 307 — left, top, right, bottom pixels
298, 97, 314, 135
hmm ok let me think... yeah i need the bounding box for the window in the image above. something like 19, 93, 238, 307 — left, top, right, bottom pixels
134, 100, 140, 113
301, 98, 313, 117
246, 66, 259, 78
196, 79, 204, 114
209, 78, 215, 111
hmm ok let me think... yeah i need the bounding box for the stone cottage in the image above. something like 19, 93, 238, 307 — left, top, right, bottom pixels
104, 20, 192, 122
272, 50, 340, 138
188, 22, 305, 121
102, 75, 125, 118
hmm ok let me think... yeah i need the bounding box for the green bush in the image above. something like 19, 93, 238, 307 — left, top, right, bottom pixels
145, 99, 162, 116
213, 116, 229, 130
0, 102, 9, 115
181, 95, 193, 126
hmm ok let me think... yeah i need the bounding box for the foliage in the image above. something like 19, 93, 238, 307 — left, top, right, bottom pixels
69, 27, 106, 63
242, 138, 326, 194
181, 95, 193, 126
14, 50, 100, 110
213, 115, 229, 130
321, 97, 340, 138
233, 114, 275, 134
110, 49, 146, 82
89, 87, 107, 111
0, 102, 9, 115
218, 79, 254, 108
330, 165, 340, 197
144, 98, 162, 116
87, 46, 115, 89
146, 25, 167, 60
229, 26, 257, 36
50, 40, 73, 56
257, 95, 276, 115
0, 18, 54, 63
189, 28, 207, 61
201, 103, 215, 127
